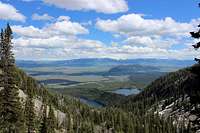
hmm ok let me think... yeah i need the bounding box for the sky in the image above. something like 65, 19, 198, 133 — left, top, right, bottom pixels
0, 0, 200, 60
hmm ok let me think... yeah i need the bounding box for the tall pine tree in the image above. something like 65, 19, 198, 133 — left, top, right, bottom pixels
39, 103, 48, 133
190, 4, 200, 64
24, 85, 36, 133
47, 105, 56, 133
0, 24, 24, 132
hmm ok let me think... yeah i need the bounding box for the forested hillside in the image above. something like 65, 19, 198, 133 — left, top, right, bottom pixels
118, 64, 200, 132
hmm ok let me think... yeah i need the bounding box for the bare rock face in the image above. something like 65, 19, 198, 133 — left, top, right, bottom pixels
18, 89, 27, 103
153, 94, 200, 132
33, 98, 43, 117
17, 88, 67, 127
54, 109, 66, 125
189, 115, 198, 122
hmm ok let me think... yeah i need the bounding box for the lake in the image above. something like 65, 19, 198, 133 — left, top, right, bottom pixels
112, 88, 141, 96
78, 88, 141, 108
79, 97, 104, 108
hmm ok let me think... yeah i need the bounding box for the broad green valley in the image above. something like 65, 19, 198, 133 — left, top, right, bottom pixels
17, 59, 193, 106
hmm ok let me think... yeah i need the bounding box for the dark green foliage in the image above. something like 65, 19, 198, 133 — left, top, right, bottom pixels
47, 105, 56, 133
0, 24, 24, 132
119, 65, 200, 111
118, 65, 200, 132
190, 5, 200, 63
24, 97, 36, 133
24, 88, 36, 133
39, 104, 48, 133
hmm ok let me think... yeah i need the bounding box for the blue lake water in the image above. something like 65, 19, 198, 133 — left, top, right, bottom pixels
112, 88, 141, 96
79, 97, 104, 108
78, 88, 141, 108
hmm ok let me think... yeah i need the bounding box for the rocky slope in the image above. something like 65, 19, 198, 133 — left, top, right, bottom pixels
119, 64, 200, 132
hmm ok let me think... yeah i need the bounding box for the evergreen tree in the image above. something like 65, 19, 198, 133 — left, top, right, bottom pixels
47, 105, 56, 133
0, 29, 3, 67
66, 112, 73, 132
0, 24, 24, 132
24, 88, 36, 133
190, 5, 200, 64
39, 104, 48, 133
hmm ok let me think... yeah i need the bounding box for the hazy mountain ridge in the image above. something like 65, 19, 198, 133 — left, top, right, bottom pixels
107, 64, 160, 75
16, 58, 194, 68
62, 64, 163, 76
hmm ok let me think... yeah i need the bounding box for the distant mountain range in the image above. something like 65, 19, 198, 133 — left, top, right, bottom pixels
16, 58, 195, 68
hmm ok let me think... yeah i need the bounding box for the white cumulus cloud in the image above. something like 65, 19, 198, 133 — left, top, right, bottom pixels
46, 16, 89, 35
96, 13, 198, 54
96, 13, 194, 37
0, 1, 26, 22
32, 13, 54, 21
9, 14, 199, 60
12, 16, 89, 38
123, 36, 178, 49
43, 0, 128, 14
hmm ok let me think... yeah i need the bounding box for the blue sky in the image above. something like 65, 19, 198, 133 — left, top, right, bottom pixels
0, 0, 199, 60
